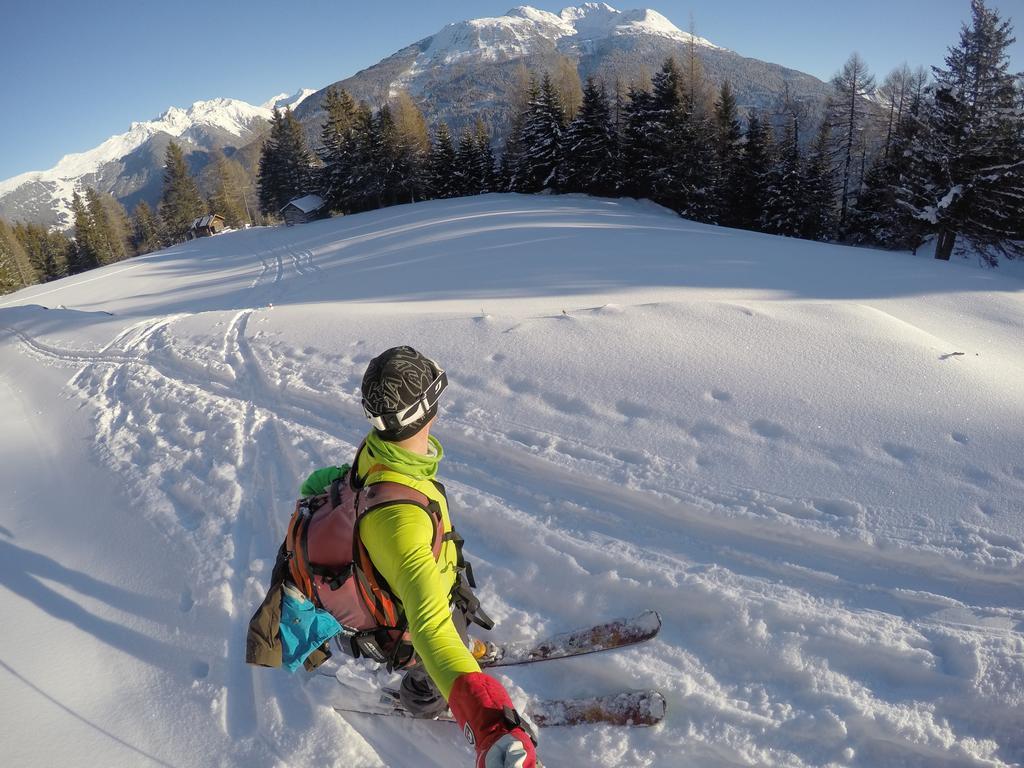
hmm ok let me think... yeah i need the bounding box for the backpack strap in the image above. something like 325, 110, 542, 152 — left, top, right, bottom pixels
285, 496, 320, 598
350, 479, 441, 630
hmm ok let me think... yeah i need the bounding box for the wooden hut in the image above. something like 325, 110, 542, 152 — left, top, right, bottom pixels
188, 214, 226, 239
280, 194, 327, 226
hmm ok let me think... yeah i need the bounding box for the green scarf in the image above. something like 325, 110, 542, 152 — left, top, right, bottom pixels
365, 430, 443, 480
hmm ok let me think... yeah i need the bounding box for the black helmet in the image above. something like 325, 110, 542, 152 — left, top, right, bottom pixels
361, 346, 447, 441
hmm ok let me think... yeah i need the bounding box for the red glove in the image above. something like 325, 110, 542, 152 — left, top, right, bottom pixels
448, 672, 537, 768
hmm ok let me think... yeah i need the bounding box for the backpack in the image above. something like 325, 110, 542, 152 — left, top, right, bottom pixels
246, 445, 491, 672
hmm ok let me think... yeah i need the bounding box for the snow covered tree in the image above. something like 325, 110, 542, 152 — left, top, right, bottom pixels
132, 201, 164, 255
828, 53, 876, 235
160, 141, 204, 243
428, 123, 459, 199
904, 0, 1024, 263
763, 115, 806, 236
644, 57, 685, 204
473, 119, 497, 193
455, 129, 482, 196
801, 120, 838, 240
258, 107, 313, 216
665, 63, 717, 222
619, 84, 655, 198
848, 69, 930, 249
499, 62, 533, 192
733, 110, 775, 231
517, 72, 566, 192
559, 77, 618, 196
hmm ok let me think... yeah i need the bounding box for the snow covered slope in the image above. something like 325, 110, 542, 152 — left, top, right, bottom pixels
1, 195, 1022, 768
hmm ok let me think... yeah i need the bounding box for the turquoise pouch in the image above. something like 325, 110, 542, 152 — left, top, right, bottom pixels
279, 583, 342, 672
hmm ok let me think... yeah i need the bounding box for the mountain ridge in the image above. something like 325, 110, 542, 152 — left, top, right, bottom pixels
0, 91, 312, 229
1, 4, 832, 230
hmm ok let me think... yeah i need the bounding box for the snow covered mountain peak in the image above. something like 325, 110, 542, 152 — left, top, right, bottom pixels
0, 93, 308, 228
421, 4, 719, 65
1, 96, 275, 194
260, 88, 317, 112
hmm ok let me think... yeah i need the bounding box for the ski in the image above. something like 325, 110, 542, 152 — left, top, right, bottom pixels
332, 688, 667, 728
474, 609, 662, 668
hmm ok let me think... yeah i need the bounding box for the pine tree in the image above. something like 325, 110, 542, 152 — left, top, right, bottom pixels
499, 62, 533, 192
371, 105, 402, 207
802, 120, 838, 240
619, 84, 655, 198
560, 77, 618, 196
132, 201, 164, 254
258, 107, 313, 216
665, 56, 717, 222
713, 81, 744, 226
763, 115, 806, 235
733, 110, 775, 231
828, 53, 877, 235
455, 129, 482, 195
645, 58, 685, 205
343, 103, 377, 212
518, 72, 566, 192
428, 123, 459, 199
84, 188, 115, 264
906, 0, 1024, 263
69, 191, 100, 273
318, 86, 359, 212
473, 119, 497, 193
160, 141, 204, 242
0, 218, 39, 294
86, 187, 131, 263
13, 222, 69, 282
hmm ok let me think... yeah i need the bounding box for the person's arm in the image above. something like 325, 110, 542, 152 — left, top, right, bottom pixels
299, 466, 347, 497
360, 504, 536, 767
359, 503, 478, 695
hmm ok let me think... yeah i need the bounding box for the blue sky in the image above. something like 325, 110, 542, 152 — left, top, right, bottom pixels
1, 0, 1021, 180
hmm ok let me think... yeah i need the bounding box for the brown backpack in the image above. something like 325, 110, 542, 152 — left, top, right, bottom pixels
247, 450, 490, 671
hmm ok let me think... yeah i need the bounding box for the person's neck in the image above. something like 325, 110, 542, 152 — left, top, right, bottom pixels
393, 428, 432, 456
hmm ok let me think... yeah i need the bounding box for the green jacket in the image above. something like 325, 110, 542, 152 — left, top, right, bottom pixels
301, 431, 479, 697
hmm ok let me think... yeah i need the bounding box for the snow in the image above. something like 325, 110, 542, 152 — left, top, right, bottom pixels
283, 194, 326, 214
1, 194, 1022, 768
261, 88, 318, 112
421, 4, 719, 65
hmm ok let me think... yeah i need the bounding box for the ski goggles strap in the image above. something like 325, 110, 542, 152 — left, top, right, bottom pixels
362, 369, 448, 432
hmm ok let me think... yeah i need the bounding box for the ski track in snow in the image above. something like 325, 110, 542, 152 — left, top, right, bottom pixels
3, 196, 1023, 768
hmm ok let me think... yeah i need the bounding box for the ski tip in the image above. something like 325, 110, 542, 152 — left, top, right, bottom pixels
645, 689, 667, 722
634, 609, 662, 633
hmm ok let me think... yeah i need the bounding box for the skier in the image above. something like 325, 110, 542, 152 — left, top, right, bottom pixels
299, 346, 537, 768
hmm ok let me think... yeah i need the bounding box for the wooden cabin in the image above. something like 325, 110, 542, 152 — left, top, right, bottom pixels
280, 194, 327, 226
188, 214, 226, 239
